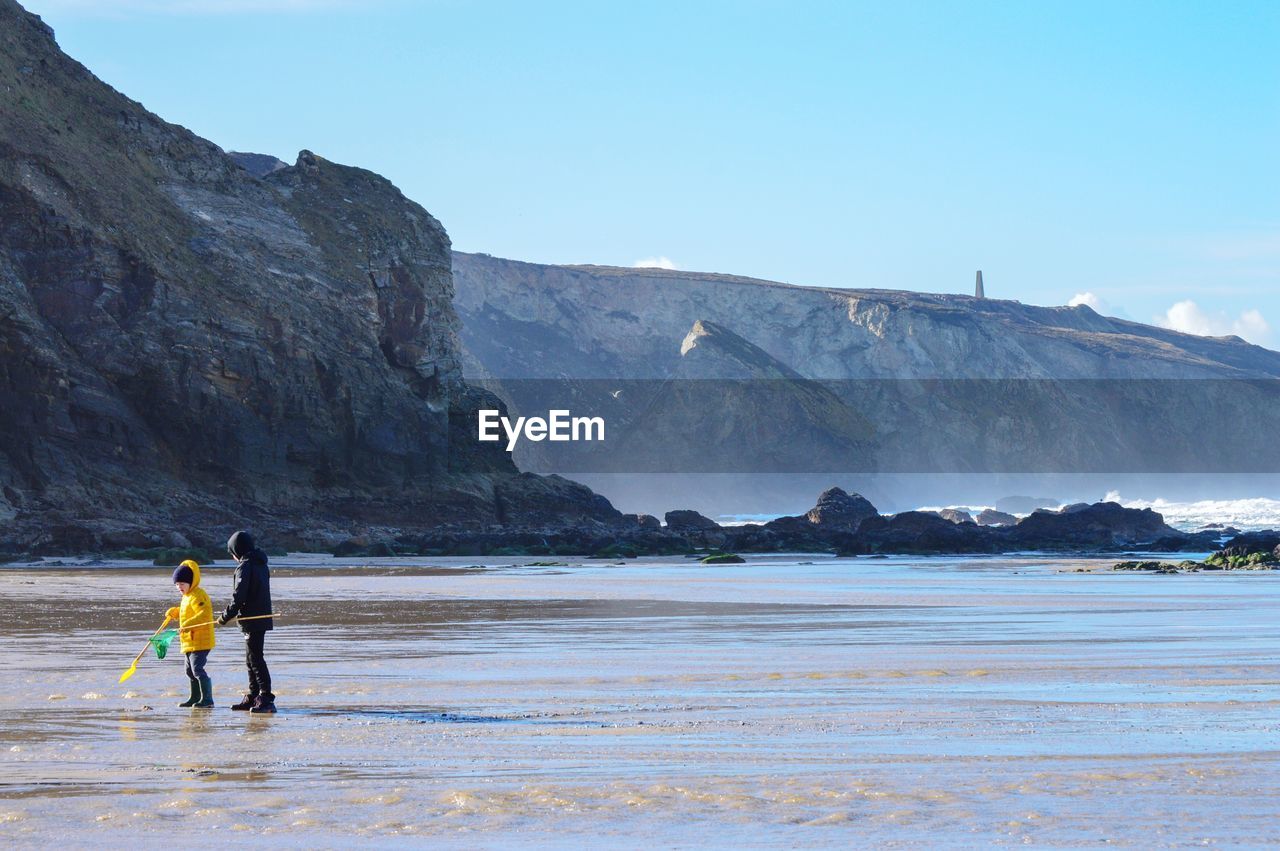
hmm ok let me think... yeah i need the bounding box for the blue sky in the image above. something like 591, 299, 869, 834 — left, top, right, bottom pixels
22, 0, 1280, 346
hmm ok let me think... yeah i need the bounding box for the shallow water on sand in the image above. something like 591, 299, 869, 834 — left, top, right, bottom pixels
1, 553, 1278, 847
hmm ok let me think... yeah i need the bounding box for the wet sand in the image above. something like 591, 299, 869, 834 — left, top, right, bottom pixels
1, 553, 1278, 847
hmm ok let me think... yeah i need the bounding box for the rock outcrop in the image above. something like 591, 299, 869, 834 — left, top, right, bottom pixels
228, 152, 288, 178
586, 320, 874, 474
464, 492, 1193, 558
1005, 502, 1178, 549
930, 508, 975, 524
664, 510, 720, 531
803, 487, 879, 531
1114, 532, 1280, 573
756, 487, 879, 549
772, 496, 1185, 554
1214, 531, 1280, 561
848, 511, 996, 554
679, 319, 803, 379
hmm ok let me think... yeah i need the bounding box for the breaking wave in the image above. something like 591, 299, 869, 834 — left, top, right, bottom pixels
1103, 492, 1280, 532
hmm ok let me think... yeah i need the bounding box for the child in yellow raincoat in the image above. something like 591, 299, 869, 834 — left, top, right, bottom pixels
167, 559, 216, 708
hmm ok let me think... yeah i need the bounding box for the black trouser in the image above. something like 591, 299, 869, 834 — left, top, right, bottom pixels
243, 629, 273, 701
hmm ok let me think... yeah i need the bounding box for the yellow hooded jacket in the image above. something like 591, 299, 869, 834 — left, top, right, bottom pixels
165, 560, 216, 654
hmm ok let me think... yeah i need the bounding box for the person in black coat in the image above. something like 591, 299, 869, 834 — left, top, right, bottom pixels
217, 530, 276, 713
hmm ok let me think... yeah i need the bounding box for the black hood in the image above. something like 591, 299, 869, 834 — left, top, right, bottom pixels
227, 530, 256, 560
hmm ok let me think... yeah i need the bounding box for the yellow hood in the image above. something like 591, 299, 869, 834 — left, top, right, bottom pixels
181, 559, 202, 591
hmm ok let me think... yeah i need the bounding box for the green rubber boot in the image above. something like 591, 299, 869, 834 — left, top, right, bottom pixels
194, 675, 214, 709
179, 678, 200, 708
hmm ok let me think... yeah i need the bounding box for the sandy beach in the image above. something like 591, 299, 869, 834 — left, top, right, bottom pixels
1, 553, 1277, 847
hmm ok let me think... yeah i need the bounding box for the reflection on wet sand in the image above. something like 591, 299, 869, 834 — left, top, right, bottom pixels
1, 554, 1278, 845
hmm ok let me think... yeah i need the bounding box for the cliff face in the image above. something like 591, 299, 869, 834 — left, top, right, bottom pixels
453, 253, 1280, 380
452, 254, 1280, 488
0, 0, 615, 550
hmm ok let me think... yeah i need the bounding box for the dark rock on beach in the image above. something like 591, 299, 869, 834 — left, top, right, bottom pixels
1112, 532, 1280, 574
749, 491, 1195, 557
664, 510, 721, 532
842, 511, 997, 555
976, 509, 1018, 527
1142, 531, 1221, 552
1215, 531, 1280, 560
494, 474, 622, 527
1113, 560, 1195, 574
803, 487, 879, 532
401, 492, 1212, 560
1004, 502, 1177, 549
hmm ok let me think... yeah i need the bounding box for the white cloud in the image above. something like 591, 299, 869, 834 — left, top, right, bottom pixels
1161, 300, 1219, 336
1068, 292, 1103, 311
1235, 309, 1270, 341
1156, 299, 1272, 345
1065, 291, 1132, 319
633, 256, 677, 270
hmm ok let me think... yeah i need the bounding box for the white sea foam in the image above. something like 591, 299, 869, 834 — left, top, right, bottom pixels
914, 504, 1005, 517
1104, 492, 1280, 531
716, 513, 782, 526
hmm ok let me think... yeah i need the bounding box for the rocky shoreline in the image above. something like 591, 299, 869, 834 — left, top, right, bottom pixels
336, 488, 1228, 561
2, 486, 1251, 566
1112, 531, 1280, 574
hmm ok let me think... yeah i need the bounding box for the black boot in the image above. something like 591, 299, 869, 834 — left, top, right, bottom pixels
249, 695, 277, 714
179, 679, 200, 708
231, 693, 256, 711
194, 675, 214, 708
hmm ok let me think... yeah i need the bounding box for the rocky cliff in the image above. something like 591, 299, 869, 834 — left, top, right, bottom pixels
453, 253, 1280, 381
453, 253, 1280, 495
0, 0, 617, 553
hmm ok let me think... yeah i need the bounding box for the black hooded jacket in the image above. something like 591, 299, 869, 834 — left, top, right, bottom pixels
222, 531, 273, 631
